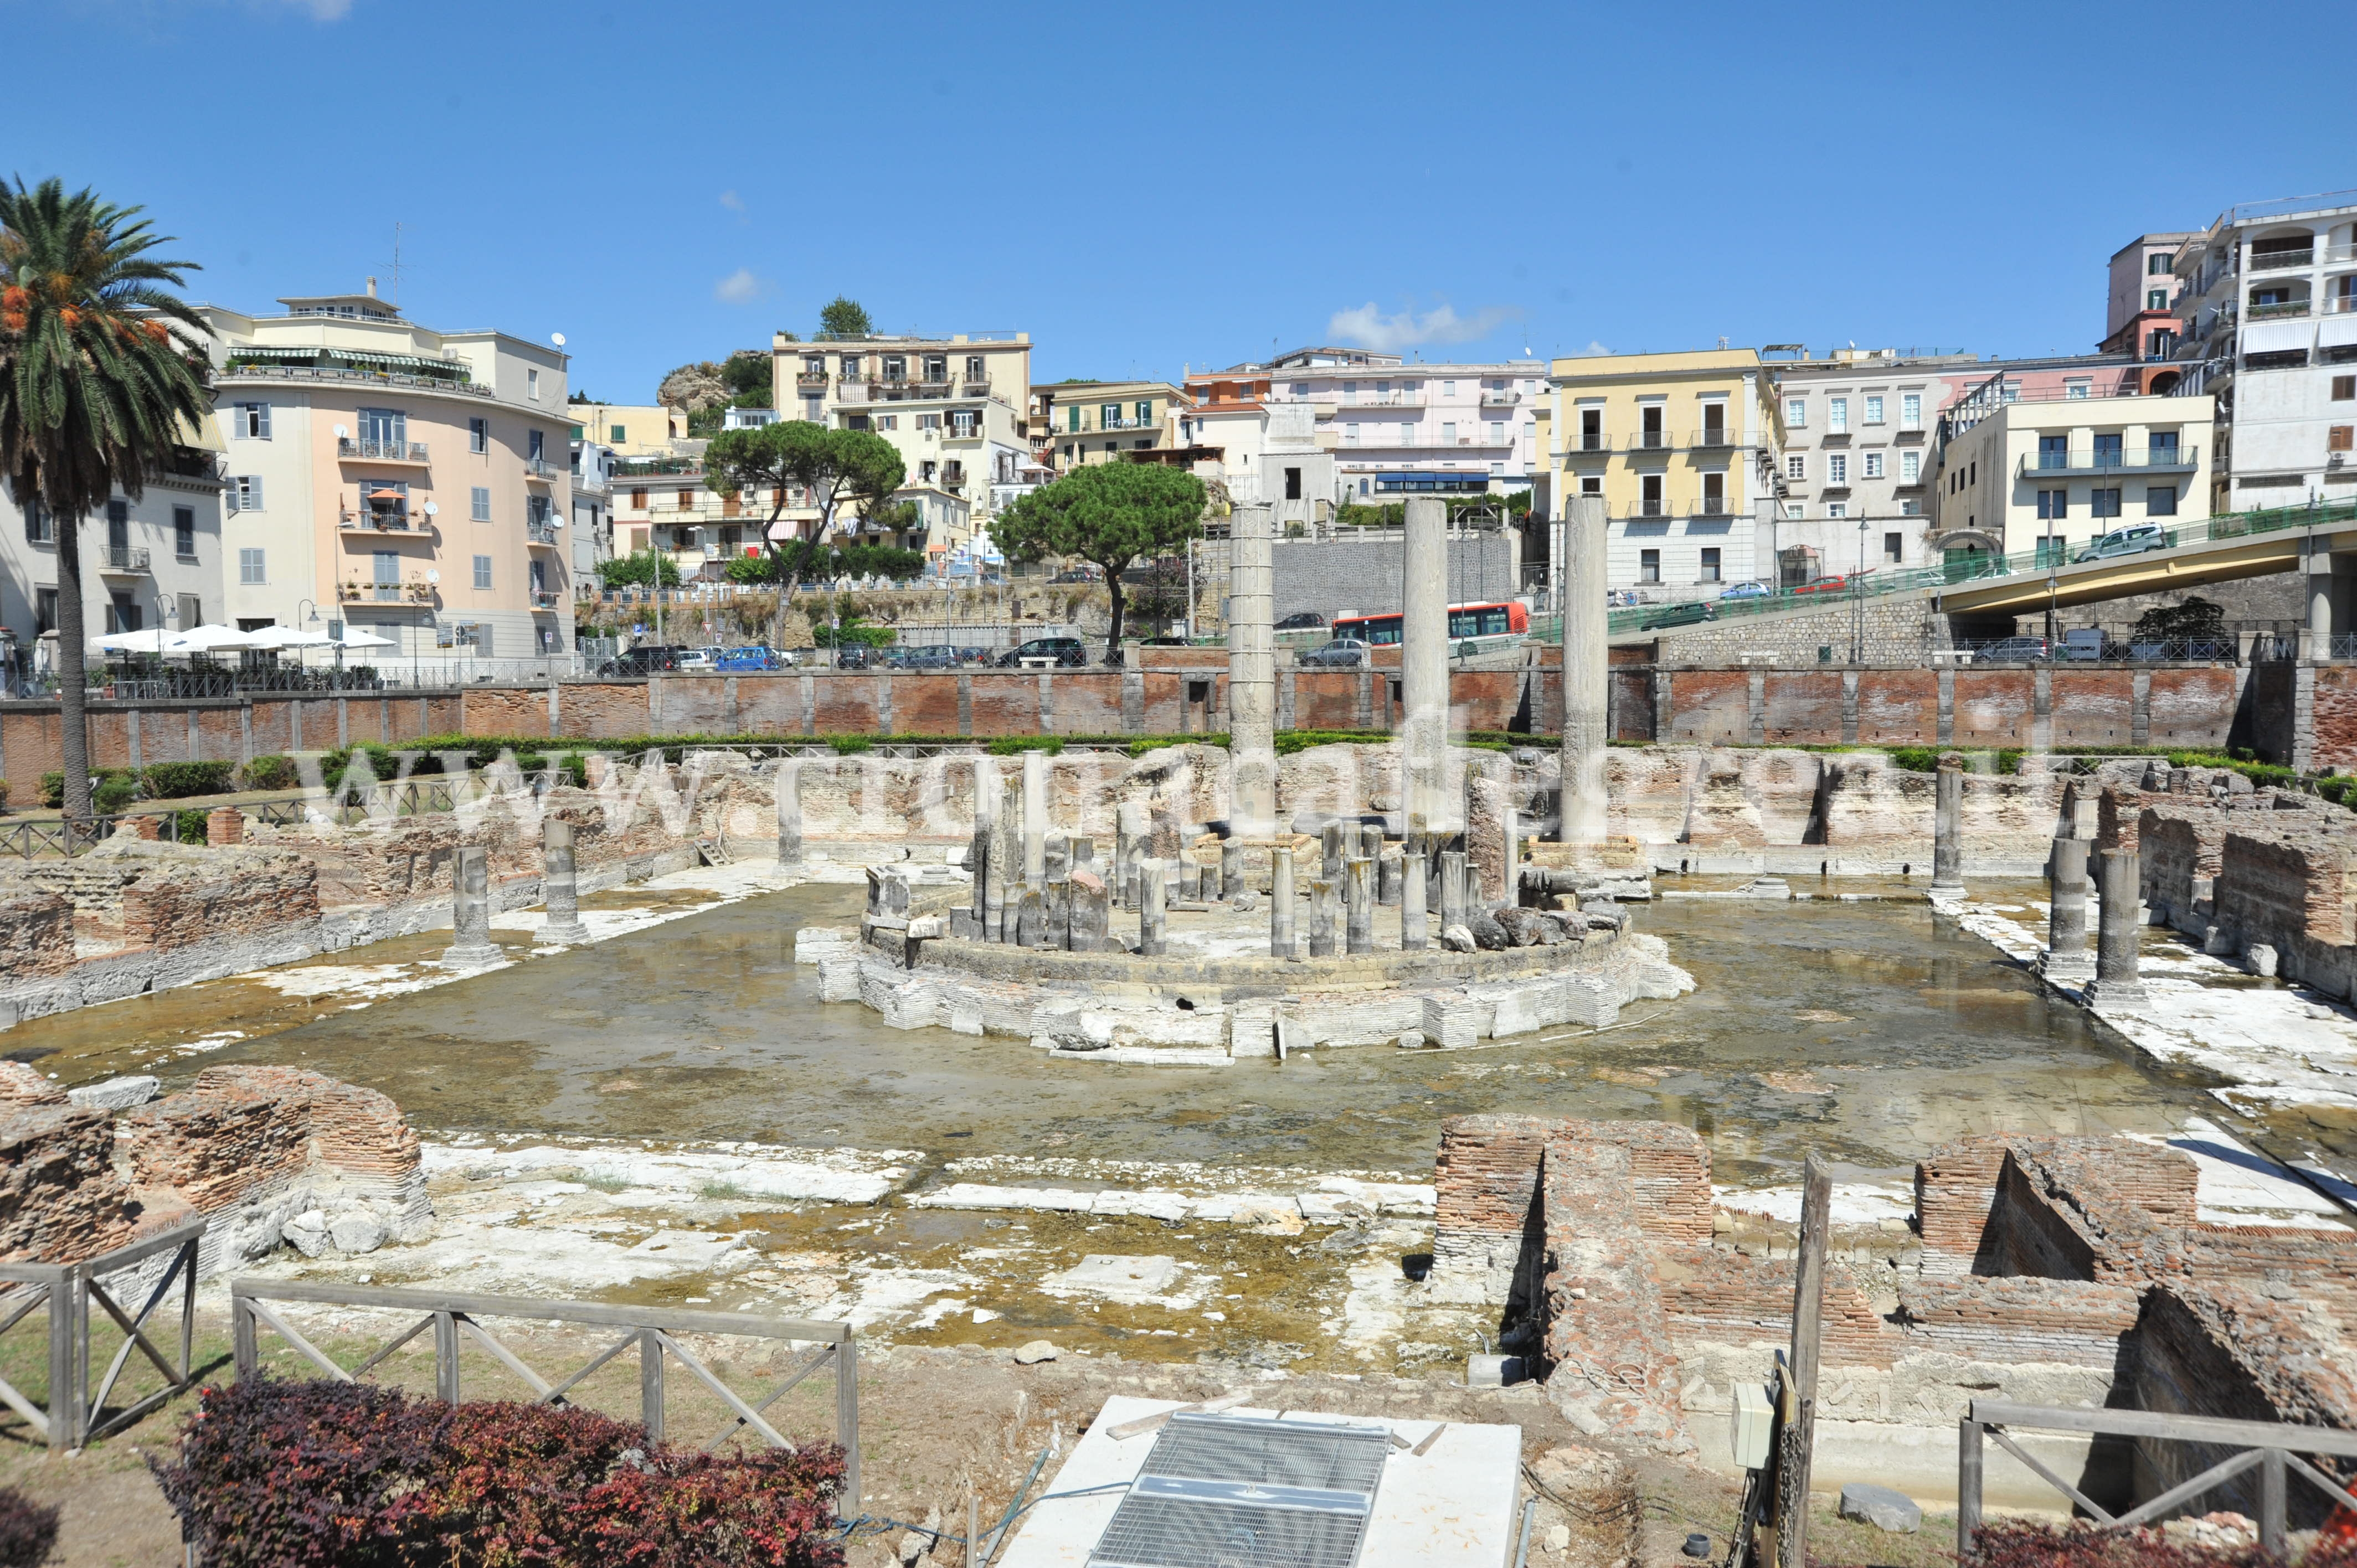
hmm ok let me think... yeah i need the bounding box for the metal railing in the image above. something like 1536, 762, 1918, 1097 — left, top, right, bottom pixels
2249, 298, 2312, 319
1602, 496, 2357, 637
2018, 445, 2200, 476
230, 1281, 858, 1495
527, 521, 562, 545
1689, 427, 1736, 447
1479, 390, 1521, 408
99, 546, 150, 572
525, 456, 557, 478
1338, 392, 1424, 408
1959, 1398, 2357, 1560
1628, 429, 1674, 451
337, 437, 429, 462
219, 363, 493, 399
2249, 249, 2315, 271
1947, 635, 2237, 663
338, 511, 413, 532
0, 1219, 204, 1448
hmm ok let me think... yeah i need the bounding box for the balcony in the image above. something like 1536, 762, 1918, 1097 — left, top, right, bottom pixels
795, 373, 830, 390
1627, 429, 1675, 453
960, 378, 992, 396
338, 510, 416, 533
337, 437, 428, 464
2249, 298, 2312, 320
1688, 426, 1736, 448
524, 456, 557, 480
531, 590, 561, 611
2250, 248, 2315, 272
1479, 390, 1520, 408
1337, 392, 1424, 409
1568, 432, 1610, 455
99, 545, 150, 574
942, 423, 983, 443
2328, 294, 2357, 315
338, 581, 436, 605
527, 522, 562, 547
2018, 443, 2200, 478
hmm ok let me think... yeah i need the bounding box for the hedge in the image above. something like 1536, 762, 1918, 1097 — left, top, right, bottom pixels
151, 1376, 845, 1568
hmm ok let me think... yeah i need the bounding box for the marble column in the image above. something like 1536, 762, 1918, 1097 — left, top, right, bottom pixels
1321, 822, 1345, 883
2086, 847, 2146, 1008
1307, 878, 1337, 958
1931, 756, 1965, 898
1401, 838, 1428, 951
1139, 860, 1168, 957
1401, 496, 1459, 842
1558, 492, 1609, 847
1270, 844, 1297, 958
440, 845, 501, 967
1439, 848, 1469, 931
539, 819, 590, 946
773, 758, 803, 870
1022, 750, 1048, 883
2040, 835, 2093, 982
1344, 855, 1373, 955
1228, 501, 1280, 838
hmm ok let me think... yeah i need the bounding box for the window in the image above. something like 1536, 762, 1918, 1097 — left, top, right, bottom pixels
1441, 422, 1457, 442
1067, 406, 1082, 433
173, 506, 195, 559
239, 547, 266, 585
1968, 461, 1977, 484
1345, 422, 1360, 446
966, 355, 985, 381
1828, 397, 1848, 432
1999, 383, 2020, 404
1900, 499, 1917, 515
2038, 434, 2068, 470
629, 487, 647, 509
1284, 467, 1302, 501
1442, 381, 1456, 397
1489, 420, 1506, 444
923, 355, 947, 381
228, 475, 263, 510
2149, 430, 2180, 462
1100, 403, 1121, 428
1701, 471, 1725, 513
1864, 395, 1883, 425
1826, 453, 1847, 484
920, 460, 937, 483
527, 368, 541, 400
877, 414, 898, 431
1901, 393, 1922, 431
2091, 488, 2123, 519
34, 587, 56, 633
22, 499, 48, 544
1785, 396, 1807, 426
2328, 426, 2355, 452
2037, 488, 2068, 520
2147, 289, 2170, 311
1883, 532, 1902, 564
2148, 484, 2179, 516
2065, 379, 2091, 400
528, 429, 545, 462
471, 486, 492, 522
2149, 253, 2174, 275
1579, 408, 1603, 449
1135, 400, 1153, 424
233, 402, 270, 438
472, 555, 492, 590
1863, 451, 1884, 479
2093, 432, 2123, 468
2332, 376, 2355, 401
1699, 546, 1721, 582
609, 422, 626, 443
1397, 423, 1415, 446
1901, 451, 1921, 483
840, 355, 861, 380
1578, 474, 1602, 497
470, 417, 488, 453
1640, 473, 1664, 515
1639, 548, 1661, 584
1826, 503, 1846, 518
1785, 502, 1805, 519
1786, 455, 1806, 481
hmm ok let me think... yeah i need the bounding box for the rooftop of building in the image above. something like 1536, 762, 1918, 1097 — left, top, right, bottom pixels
1547, 346, 1765, 380
2109, 232, 2201, 264
774, 331, 1029, 349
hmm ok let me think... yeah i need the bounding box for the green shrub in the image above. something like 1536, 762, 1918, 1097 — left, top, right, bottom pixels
826, 734, 873, 755
140, 760, 236, 800
240, 755, 299, 791
986, 735, 1064, 756
173, 809, 209, 844
92, 776, 138, 813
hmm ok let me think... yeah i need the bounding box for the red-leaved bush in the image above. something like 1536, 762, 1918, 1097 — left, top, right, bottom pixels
150, 1377, 845, 1567
0, 1487, 59, 1568
1964, 1519, 2357, 1567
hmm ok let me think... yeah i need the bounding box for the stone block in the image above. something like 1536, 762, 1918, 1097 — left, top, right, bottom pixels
65, 1075, 159, 1112
1838, 1482, 1922, 1534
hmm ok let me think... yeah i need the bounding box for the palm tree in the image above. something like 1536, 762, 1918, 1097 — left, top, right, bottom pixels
0, 178, 210, 827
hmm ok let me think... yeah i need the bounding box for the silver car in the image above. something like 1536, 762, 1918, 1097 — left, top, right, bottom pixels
1300, 637, 1371, 668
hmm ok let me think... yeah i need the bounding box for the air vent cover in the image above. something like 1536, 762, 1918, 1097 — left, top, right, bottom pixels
1087, 1412, 1389, 1568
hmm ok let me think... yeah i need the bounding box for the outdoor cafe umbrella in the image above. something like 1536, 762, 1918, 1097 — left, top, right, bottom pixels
165, 624, 256, 654
327, 627, 396, 648
89, 628, 178, 655
239, 625, 333, 650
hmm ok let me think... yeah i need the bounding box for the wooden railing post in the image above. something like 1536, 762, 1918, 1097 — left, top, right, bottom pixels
48, 1271, 76, 1451
640, 1329, 664, 1445
231, 1290, 256, 1381
1958, 1417, 1983, 1560
836, 1337, 860, 1509
433, 1312, 460, 1404
2261, 1447, 2287, 1557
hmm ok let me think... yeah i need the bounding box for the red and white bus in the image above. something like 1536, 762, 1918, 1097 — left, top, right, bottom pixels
1330, 600, 1529, 649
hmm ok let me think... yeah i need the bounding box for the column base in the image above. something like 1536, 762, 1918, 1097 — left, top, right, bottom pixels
2081, 977, 2148, 1010
436, 941, 505, 970
538, 919, 592, 947
1928, 880, 1968, 900
2037, 951, 2095, 984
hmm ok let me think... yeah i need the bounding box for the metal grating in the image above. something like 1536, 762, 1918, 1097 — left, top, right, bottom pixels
1088, 1414, 1390, 1568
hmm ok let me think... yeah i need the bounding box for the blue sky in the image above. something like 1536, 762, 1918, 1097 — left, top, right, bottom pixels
4, 0, 2349, 401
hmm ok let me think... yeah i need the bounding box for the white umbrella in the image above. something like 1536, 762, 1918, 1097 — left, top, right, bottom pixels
241, 625, 333, 649
166, 624, 255, 654
91, 628, 177, 654
331, 627, 397, 648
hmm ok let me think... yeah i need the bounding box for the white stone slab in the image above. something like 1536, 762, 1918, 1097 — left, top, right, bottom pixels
996, 1396, 1523, 1567
1041, 1254, 1177, 1300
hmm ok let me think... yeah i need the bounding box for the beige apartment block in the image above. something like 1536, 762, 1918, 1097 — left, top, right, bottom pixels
769, 332, 1032, 553
567, 403, 690, 457
1039, 380, 1191, 468
1927, 389, 2215, 563
199, 285, 574, 669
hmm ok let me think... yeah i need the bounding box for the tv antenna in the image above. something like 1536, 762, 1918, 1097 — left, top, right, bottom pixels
384, 221, 407, 304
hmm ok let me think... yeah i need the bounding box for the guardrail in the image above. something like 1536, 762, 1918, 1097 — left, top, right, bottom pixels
0, 1219, 205, 1449
229, 1281, 858, 1496
1959, 1397, 2357, 1560
1602, 496, 2357, 637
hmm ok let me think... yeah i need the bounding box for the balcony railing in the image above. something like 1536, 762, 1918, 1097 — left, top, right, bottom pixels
531, 591, 560, 610
795, 373, 830, 389
1479, 390, 1520, 408
2326, 293, 2357, 314
220, 363, 494, 399
338, 582, 435, 604
338, 511, 414, 533
1570, 432, 1609, 453
943, 423, 982, 442
2249, 297, 2312, 319
527, 522, 562, 546
2250, 248, 2315, 272
1689, 426, 1736, 447
338, 437, 428, 463
2019, 444, 2200, 477
99, 545, 150, 572
524, 456, 557, 478
1628, 429, 1675, 452
961, 378, 992, 396
1338, 393, 1424, 408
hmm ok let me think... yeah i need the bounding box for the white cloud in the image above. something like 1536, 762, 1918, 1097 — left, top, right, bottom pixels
1326, 301, 1520, 353
718, 190, 745, 213
713, 269, 763, 305
277, 0, 352, 18
1578, 340, 1611, 357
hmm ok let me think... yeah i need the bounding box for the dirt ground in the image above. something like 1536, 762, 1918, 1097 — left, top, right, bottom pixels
0, 1324, 1953, 1568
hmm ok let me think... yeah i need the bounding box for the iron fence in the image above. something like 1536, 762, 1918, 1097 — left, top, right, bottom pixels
0, 1219, 205, 1449
1959, 1397, 2357, 1560
230, 1281, 858, 1495
1947, 636, 2238, 663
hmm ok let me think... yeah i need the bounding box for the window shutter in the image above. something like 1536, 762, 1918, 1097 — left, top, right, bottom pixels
256, 403, 271, 439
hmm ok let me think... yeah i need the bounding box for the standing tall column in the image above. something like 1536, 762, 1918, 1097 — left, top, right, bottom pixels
1438, 848, 1469, 932
440, 845, 501, 968
1139, 860, 1168, 957
539, 818, 590, 946
1307, 878, 1337, 957
2086, 848, 2147, 1008
773, 757, 803, 872
1115, 800, 1146, 909
1022, 750, 1048, 883
989, 790, 1022, 942
1401, 496, 1459, 842
1931, 755, 1966, 898
1558, 492, 1610, 847
1228, 501, 1280, 838
1401, 838, 1428, 951
1321, 822, 1346, 884
2041, 835, 2093, 983
1344, 855, 1373, 955
1270, 844, 1297, 958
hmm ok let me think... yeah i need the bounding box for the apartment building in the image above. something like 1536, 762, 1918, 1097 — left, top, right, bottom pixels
1178, 364, 1275, 502
569, 437, 615, 586
0, 440, 226, 690
1041, 381, 1190, 467
768, 332, 1032, 539
610, 452, 966, 579
568, 403, 689, 457
2103, 232, 2198, 381
1536, 349, 1782, 592
1927, 374, 2215, 562
2166, 190, 2357, 513
197, 284, 575, 667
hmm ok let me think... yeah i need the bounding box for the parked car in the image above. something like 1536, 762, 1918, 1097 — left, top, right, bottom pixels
2075, 524, 2170, 564
1275, 611, 1327, 631
956, 646, 994, 666
1049, 566, 1103, 584
1975, 635, 2054, 662
2060, 628, 2108, 662
996, 636, 1088, 668
596, 644, 688, 675
833, 644, 875, 670
1719, 581, 1772, 601
1793, 574, 1856, 596
1636, 601, 1716, 631
1300, 637, 1371, 667
1140, 636, 1191, 647
898, 643, 959, 670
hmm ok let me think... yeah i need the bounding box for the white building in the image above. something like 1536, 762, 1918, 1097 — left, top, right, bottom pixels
569, 436, 615, 587
2168, 190, 2357, 513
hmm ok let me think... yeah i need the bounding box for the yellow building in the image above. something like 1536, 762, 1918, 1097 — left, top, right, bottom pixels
1038, 380, 1192, 468
565, 403, 686, 457
1538, 349, 1784, 594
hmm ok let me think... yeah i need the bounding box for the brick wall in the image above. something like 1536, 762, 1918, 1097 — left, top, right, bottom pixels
0, 1103, 137, 1263
0, 894, 75, 979
1856, 671, 1939, 745
1761, 673, 1844, 745
2148, 668, 2238, 749
1662, 670, 1749, 746
2315, 665, 2357, 771
1915, 1136, 2013, 1274
1658, 1247, 1906, 1369
1896, 1276, 2143, 1369
2047, 670, 2136, 749
2216, 828, 2353, 949
120, 852, 321, 951
1952, 670, 2035, 746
